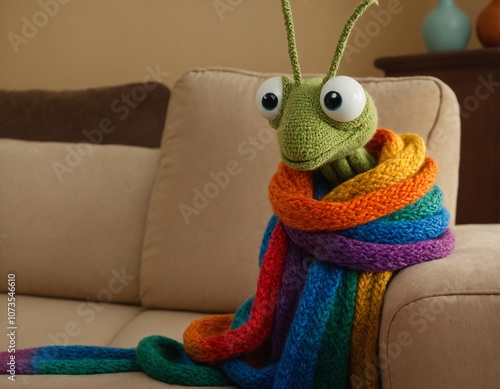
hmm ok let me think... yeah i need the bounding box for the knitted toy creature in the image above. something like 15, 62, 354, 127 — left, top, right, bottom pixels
1, 0, 454, 388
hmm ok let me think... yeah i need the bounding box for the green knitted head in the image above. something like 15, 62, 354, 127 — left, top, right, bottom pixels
256, 0, 378, 171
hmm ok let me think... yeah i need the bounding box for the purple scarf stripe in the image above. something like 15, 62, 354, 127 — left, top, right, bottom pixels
284, 226, 455, 272
270, 242, 310, 362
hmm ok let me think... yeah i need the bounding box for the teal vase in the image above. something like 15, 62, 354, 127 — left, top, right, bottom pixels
422, 0, 471, 52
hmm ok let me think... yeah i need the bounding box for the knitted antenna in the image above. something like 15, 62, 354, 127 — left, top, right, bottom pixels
281, 0, 301, 83
1, 129, 455, 389
324, 0, 378, 82
281, 0, 378, 84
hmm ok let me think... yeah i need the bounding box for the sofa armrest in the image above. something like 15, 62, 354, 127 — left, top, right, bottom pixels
379, 224, 500, 389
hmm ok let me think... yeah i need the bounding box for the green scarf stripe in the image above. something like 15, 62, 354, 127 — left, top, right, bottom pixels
384, 186, 443, 221
37, 359, 140, 375
136, 336, 230, 386
313, 269, 358, 388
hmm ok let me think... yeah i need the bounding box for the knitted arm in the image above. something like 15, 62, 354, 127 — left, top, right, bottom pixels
320, 147, 377, 187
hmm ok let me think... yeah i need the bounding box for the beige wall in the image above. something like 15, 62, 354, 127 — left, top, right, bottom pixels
0, 0, 489, 90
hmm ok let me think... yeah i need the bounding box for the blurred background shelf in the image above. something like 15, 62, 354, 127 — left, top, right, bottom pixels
376, 48, 500, 224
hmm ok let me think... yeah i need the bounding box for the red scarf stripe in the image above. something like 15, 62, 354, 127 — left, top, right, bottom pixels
183, 222, 289, 362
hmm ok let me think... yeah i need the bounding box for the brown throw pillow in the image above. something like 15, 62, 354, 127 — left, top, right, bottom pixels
0, 82, 169, 148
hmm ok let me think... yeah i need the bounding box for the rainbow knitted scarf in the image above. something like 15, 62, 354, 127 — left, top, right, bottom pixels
1, 129, 454, 388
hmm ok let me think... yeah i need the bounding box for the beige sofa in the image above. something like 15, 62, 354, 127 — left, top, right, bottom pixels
1, 68, 499, 389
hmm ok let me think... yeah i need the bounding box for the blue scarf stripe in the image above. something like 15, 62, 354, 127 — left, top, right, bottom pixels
33, 346, 138, 374
219, 359, 276, 389
273, 261, 342, 389
338, 208, 449, 244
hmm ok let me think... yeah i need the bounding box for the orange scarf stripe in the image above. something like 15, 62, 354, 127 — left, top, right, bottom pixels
183, 314, 234, 359
269, 157, 437, 232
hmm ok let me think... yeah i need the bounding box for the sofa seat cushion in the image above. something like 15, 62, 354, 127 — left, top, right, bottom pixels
0, 297, 212, 351
0, 296, 234, 388
109, 310, 208, 348
0, 295, 144, 350
0, 139, 161, 304
11, 372, 234, 388
379, 224, 500, 389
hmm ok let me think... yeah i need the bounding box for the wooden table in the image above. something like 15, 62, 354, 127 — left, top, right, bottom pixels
375, 48, 500, 224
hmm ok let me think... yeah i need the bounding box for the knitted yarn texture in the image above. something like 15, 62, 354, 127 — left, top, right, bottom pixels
0, 129, 455, 389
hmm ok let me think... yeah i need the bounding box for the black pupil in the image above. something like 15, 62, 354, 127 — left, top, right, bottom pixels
324, 91, 342, 111
262, 93, 278, 111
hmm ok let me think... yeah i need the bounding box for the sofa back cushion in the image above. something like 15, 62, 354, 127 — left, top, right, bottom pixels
140, 68, 460, 313
0, 82, 170, 303
0, 139, 160, 304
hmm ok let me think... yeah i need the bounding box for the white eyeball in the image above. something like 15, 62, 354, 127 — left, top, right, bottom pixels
320, 76, 366, 123
256, 76, 283, 121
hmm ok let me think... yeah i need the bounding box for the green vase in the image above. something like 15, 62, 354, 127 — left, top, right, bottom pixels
422, 0, 471, 52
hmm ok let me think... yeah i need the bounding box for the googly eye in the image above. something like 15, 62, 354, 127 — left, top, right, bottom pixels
256, 76, 283, 121
320, 76, 366, 123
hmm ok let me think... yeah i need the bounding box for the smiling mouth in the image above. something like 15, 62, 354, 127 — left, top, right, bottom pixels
279, 131, 361, 171
281, 147, 335, 171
